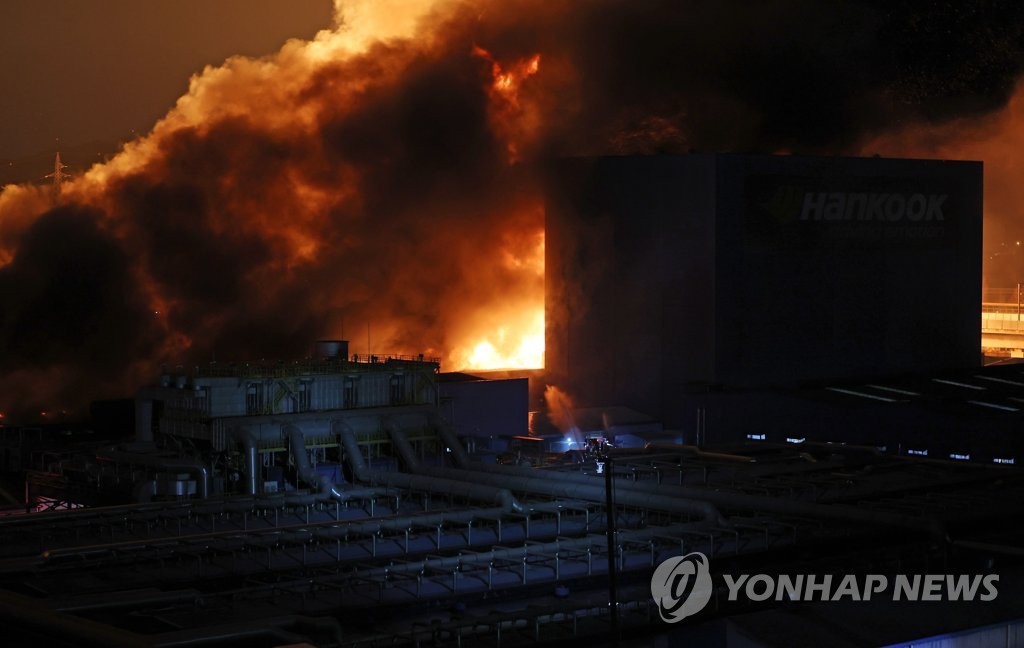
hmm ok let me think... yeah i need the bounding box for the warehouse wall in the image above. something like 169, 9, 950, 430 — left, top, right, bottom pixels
545, 154, 982, 427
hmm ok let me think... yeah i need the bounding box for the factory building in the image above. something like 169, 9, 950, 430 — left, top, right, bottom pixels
545, 153, 983, 431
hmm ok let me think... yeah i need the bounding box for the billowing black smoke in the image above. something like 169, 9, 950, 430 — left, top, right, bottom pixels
2, 0, 1023, 421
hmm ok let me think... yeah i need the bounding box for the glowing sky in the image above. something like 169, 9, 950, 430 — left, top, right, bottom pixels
0, 1, 333, 162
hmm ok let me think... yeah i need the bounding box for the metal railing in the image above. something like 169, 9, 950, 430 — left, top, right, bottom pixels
982, 315, 1024, 332
982, 286, 1024, 332
184, 354, 441, 380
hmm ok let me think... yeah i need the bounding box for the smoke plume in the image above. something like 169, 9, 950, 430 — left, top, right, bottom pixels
2, 0, 1024, 420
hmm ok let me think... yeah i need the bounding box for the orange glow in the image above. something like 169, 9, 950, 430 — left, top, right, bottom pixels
0, 183, 52, 268
448, 228, 545, 370
456, 309, 544, 370
856, 79, 1024, 290
472, 46, 544, 163
1, 2, 557, 417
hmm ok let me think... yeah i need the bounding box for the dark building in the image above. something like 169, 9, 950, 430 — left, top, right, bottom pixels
546, 153, 983, 429
438, 372, 530, 448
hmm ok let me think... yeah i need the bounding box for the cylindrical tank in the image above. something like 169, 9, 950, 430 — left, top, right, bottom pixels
315, 340, 349, 361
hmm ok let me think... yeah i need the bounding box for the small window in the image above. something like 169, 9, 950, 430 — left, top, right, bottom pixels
297, 381, 311, 412
246, 383, 264, 415
389, 375, 405, 405
344, 377, 359, 408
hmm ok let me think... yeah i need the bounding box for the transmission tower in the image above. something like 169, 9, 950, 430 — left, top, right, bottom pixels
44, 151, 72, 194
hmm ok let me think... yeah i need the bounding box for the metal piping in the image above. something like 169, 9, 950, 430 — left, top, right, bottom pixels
55, 588, 204, 614
383, 417, 420, 472
312, 506, 510, 542
430, 412, 472, 468
421, 430, 947, 539
397, 423, 726, 523
231, 427, 259, 496
98, 448, 210, 499
153, 614, 343, 647
0, 590, 146, 648
423, 421, 723, 522
338, 424, 524, 513
642, 442, 756, 463
132, 479, 157, 503
283, 425, 344, 500
417, 463, 728, 524
358, 521, 699, 579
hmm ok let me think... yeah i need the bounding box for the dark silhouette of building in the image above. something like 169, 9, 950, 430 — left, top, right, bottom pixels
546, 154, 982, 430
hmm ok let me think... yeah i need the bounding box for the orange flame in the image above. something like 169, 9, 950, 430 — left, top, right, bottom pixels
472, 45, 544, 163
0, 1, 555, 419
4, 1, 1018, 421
447, 226, 545, 370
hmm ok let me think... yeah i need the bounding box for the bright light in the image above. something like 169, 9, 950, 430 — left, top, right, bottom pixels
462, 315, 544, 369
448, 228, 544, 371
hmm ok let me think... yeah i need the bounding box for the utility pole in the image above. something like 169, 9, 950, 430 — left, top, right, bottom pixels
604, 453, 619, 644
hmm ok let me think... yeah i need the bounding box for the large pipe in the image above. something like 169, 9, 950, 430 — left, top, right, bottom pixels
232, 428, 259, 496
98, 448, 209, 499
153, 614, 344, 648
417, 463, 728, 524
375, 414, 941, 536
417, 421, 726, 523
55, 588, 204, 613
417, 428, 946, 539
133, 479, 157, 503
642, 442, 756, 463
0, 590, 147, 648
430, 412, 472, 468
338, 424, 523, 513
384, 417, 420, 471
284, 425, 344, 499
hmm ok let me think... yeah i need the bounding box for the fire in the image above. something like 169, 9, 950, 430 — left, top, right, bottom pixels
460, 309, 544, 370
2, 1, 1023, 420
448, 227, 545, 370
472, 45, 544, 163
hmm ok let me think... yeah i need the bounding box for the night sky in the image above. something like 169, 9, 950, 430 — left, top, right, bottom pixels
3, 0, 1024, 423
4, 2, 1023, 169
0, 0, 333, 177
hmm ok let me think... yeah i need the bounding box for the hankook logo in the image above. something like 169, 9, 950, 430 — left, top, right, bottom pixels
650, 551, 713, 623
800, 192, 947, 222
